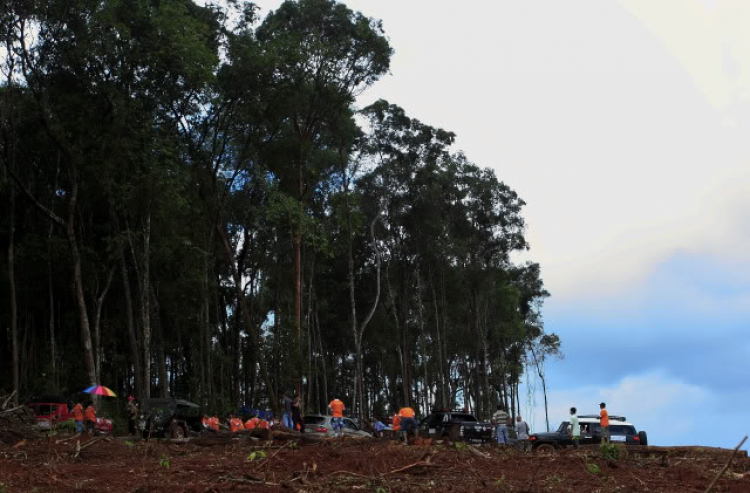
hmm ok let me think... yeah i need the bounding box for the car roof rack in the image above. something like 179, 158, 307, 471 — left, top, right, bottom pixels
577, 414, 626, 421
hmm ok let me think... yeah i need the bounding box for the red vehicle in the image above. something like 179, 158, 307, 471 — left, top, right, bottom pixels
28, 402, 114, 433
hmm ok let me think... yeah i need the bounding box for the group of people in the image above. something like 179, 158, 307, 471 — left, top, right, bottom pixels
567, 402, 611, 449
490, 401, 612, 450
202, 393, 305, 434
72, 401, 98, 434
490, 405, 531, 450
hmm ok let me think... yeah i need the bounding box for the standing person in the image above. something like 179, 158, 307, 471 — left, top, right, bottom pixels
72, 402, 84, 434
398, 406, 417, 445
599, 402, 610, 444
84, 402, 97, 435
208, 415, 220, 432
292, 396, 304, 433
515, 415, 530, 452
281, 393, 294, 430
328, 397, 345, 437
569, 407, 580, 450
492, 404, 510, 446
127, 396, 139, 436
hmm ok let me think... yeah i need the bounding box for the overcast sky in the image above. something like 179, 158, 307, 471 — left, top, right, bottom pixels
245, 0, 750, 448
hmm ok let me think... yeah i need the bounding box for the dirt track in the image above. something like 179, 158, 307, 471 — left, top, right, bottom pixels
1, 436, 749, 492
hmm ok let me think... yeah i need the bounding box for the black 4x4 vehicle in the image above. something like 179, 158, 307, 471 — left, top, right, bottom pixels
529, 415, 648, 452
419, 410, 493, 443
139, 398, 203, 439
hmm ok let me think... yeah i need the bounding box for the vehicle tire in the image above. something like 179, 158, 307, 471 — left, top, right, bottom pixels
449, 425, 461, 442
535, 443, 555, 454
638, 431, 648, 446
171, 423, 187, 439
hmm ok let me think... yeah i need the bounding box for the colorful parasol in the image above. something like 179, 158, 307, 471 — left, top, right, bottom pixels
83, 385, 117, 397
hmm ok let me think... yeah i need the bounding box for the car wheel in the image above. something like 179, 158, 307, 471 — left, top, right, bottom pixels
638, 431, 648, 446
449, 425, 461, 442
171, 424, 186, 439
535, 443, 555, 454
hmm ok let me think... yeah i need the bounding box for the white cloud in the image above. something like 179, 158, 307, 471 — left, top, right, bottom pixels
245, 0, 750, 300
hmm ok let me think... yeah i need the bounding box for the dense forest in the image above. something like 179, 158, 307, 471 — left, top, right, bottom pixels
0, 0, 560, 423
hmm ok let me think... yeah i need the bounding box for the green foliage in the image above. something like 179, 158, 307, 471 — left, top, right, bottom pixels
159, 456, 170, 470
600, 443, 624, 461
0, 0, 554, 425
54, 420, 77, 433
586, 463, 601, 475
247, 450, 268, 461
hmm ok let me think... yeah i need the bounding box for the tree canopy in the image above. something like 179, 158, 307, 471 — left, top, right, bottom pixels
0, 0, 559, 422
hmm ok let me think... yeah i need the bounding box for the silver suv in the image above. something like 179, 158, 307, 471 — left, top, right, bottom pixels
303, 414, 372, 438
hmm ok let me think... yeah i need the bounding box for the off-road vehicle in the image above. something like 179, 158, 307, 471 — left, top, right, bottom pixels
529, 415, 648, 452
419, 410, 493, 443
139, 398, 202, 439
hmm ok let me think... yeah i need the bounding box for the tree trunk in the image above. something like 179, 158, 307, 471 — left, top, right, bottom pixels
118, 240, 142, 398
292, 231, 302, 398
67, 178, 98, 387
47, 216, 57, 391
217, 224, 277, 410
93, 266, 115, 381
416, 269, 429, 415
8, 188, 19, 406
141, 209, 152, 398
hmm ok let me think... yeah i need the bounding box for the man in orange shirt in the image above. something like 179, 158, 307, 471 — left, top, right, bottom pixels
328, 398, 345, 437
398, 407, 417, 445
599, 402, 610, 444
84, 403, 97, 434
208, 416, 220, 432
72, 402, 84, 434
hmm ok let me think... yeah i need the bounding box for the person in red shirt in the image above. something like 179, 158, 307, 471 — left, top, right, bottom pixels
328, 398, 345, 437
72, 403, 84, 434
599, 403, 610, 444
208, 416, 220, 432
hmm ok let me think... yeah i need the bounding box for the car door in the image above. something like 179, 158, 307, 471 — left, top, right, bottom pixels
424, 413, 445, 437
342, 418, 363, 436
579, 422, 596, 445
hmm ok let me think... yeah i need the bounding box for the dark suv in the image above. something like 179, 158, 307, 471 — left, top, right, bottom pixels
529, 415, 648, 452
419, 410, 493, 443
139, 398, 203, 439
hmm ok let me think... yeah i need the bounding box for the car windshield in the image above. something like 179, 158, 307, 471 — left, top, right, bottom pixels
451, 413, 477, 422
31, 404, 55, 415
557, 422, 569, 432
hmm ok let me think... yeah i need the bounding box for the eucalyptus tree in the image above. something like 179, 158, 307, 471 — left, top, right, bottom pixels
255, 0, 392, 393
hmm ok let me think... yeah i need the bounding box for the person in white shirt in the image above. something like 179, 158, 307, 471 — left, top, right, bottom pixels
569, 407, 580, 450
515, 415, 531, 452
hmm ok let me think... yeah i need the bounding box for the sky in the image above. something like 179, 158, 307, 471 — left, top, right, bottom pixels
243, 0, 750, 449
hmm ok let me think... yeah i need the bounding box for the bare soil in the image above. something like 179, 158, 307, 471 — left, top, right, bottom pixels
1, 435, 748, 492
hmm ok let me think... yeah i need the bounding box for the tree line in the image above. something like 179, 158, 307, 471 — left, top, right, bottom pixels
0, 0, 560, 424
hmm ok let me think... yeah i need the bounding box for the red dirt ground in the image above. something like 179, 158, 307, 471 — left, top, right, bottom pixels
1, 436, 749, 492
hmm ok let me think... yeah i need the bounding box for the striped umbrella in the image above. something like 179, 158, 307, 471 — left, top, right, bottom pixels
83, 385, 117, 397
